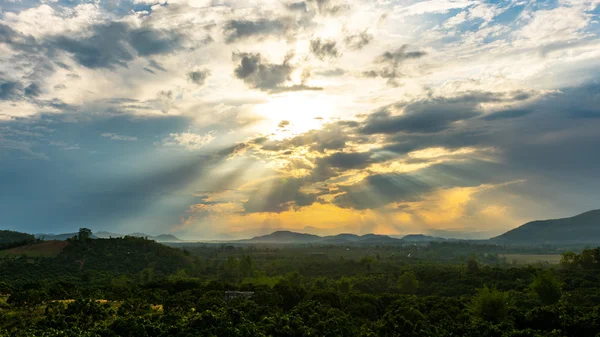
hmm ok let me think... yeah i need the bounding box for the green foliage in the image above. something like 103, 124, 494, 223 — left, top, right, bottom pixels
78, 228, 92, 241
1, 239, 600, 336
531, 270, 562, 305
470, 286, 508, 323
0, 230, 36, 250
397, 271, 419, 294
467, 255, 480, 273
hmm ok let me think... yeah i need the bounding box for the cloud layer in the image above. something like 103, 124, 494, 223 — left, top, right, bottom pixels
1, 0, 600, 239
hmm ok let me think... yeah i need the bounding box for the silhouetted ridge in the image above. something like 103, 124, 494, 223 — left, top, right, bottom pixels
492, 209, 600, 244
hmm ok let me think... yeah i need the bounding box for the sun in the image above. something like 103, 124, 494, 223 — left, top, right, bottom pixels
254, 92, 335, 139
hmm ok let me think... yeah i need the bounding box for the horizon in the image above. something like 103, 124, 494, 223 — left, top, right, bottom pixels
26, 207, 600, 241
2, 0, 600, 239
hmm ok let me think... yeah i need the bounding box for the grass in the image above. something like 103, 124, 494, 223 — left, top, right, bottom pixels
0, 241, 69, 258
500, 254, 562, 265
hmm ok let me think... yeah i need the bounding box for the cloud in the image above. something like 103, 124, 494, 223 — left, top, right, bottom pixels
188, 69, 211, 86
310, 38, 340, 59
233, 52, 292, 91
52, 22, 182, 69
223, 19, 289, 43
243, 177, 318, 213
360, 91, 531, 134
333, 173, 431, 209
232, 52, 321, 93
364, 45, 427, 85
101, 133, 138, 141
0, 81, 24, 101
344, 31, 373, 50
162, 131, 216, 150
315, 67, 345, 76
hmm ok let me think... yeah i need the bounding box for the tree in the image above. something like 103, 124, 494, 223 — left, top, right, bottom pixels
560, 251, 578, 269
78, 228, 92, 241
467, 256, 479, 274
470, 286, 508, 323
531, 270, 562, 305
398, 271, 419, 294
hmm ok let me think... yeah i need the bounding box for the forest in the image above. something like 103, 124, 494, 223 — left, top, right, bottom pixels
1, 229, 600, 336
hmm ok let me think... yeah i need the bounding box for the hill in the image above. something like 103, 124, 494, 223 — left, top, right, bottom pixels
36, 232, 98, 240
0, 230, 35, 249
243, 230, 321, 243
491, 209, 600, 244
0, 236, 193, 285
0, 240, 69, 257
401, 234, 447, 242
242, 231, 403, 245
129, 232, 182, 242
37, 231, 182, 242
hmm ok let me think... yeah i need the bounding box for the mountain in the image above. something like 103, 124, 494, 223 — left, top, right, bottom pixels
242, 231, 404, 245
320, 233, 361, 244
491, 209, 600, 244
152, 234, 182, 242
129, 232, 182, 242
401, 234, 447, 242
243, 230, 322, 243
0, 230, 36, 249
36, 232, 98, 240
94, 231, 122, 238
36, 231, 181, 242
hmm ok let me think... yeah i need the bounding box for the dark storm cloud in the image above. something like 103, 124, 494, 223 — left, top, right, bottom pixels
344, 31, 373, 50
310, 38, 340, 59
243, 177, 318, 213
52, 22, 182, 69
188, 69, 211, 85
223, 19, 289, 43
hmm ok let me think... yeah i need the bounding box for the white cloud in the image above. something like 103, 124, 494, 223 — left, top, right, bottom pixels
394, 0, 476, 16
162, 131, 216, 150
101, 133, 138, 141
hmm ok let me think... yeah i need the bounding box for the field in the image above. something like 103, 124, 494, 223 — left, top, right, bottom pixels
500, 254, 562, 264
0, 240, 69, 258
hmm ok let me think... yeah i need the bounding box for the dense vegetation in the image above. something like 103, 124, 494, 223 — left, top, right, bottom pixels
1, 229, 600, 336
0, 230, 36, 250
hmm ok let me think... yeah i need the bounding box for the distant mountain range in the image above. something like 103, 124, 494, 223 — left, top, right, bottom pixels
36, 231, 181, 242
491, 209, 600, 244
238, 231, 448, 244
28, 209, 600, 245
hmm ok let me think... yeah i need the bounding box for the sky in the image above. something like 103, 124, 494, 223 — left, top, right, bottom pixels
1, 0, 600, 239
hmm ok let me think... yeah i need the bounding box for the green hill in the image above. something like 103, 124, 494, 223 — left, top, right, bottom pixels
241, 231, 403, 245
0, 230, 35, 249
491, 209, 600, 244
0, 236, 193, 286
